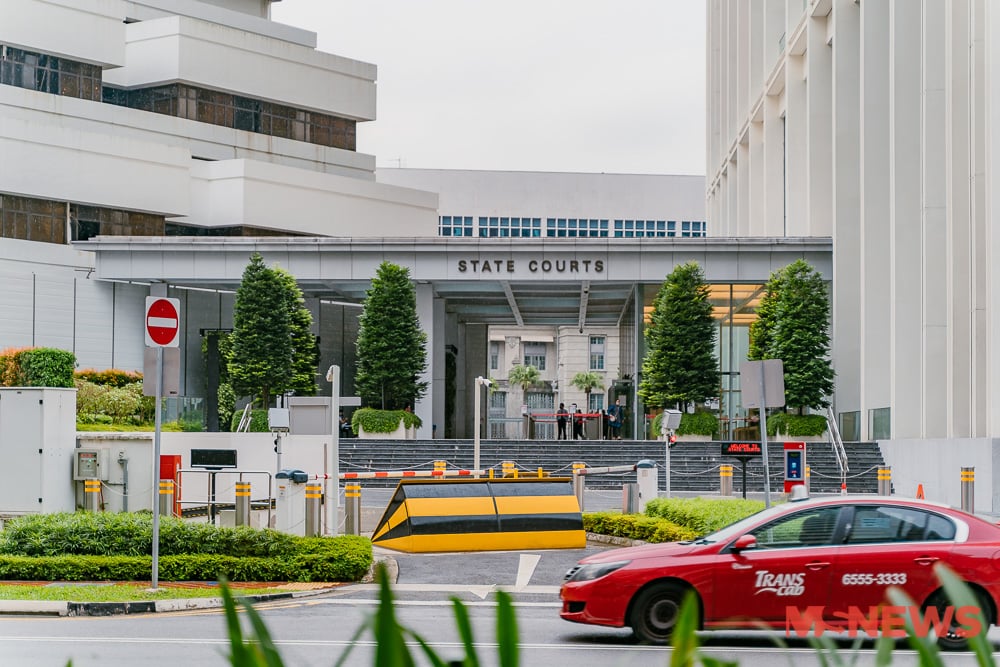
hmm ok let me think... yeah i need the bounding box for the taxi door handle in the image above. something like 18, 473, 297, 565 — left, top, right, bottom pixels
914, 556, 939, 566
805, 561, 830, 571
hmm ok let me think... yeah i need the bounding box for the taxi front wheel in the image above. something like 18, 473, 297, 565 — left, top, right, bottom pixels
924, 589, 993, 651
629, 582, 692, 645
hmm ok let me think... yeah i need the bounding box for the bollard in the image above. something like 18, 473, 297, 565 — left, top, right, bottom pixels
805, 466, 811, 494
84, 479, 102, 512
235, 481, 251, 526
961, 467, 975, 514
720, 464, 733, 496
345, 483, 361, 535
157, 479, 173, 517
571, 462, 586, 510
877, 467, 891, 496
622, 483, 640, 514
537, 467, 545, 478
305, 483, 323, 537
434, 460, 447, 473
501, 460, 517, 479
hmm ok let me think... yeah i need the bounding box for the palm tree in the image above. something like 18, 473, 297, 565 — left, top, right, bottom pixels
571, 371, 605, 411
508, 364, 541, 397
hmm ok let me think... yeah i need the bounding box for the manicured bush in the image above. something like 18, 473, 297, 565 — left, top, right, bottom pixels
583, 512, 699, 543
75, 368, 143, 387
766, 412, 828, 437
0, 513, 372, 583
643, 497, 764, 535
0, 347, 76, 388
351, 407, 422, 434
677, 410, 719, 437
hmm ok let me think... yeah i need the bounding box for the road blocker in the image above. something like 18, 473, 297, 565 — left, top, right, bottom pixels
371, 477, 585, 553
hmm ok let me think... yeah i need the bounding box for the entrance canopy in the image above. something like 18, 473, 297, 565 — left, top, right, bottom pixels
83, 236, 832, 327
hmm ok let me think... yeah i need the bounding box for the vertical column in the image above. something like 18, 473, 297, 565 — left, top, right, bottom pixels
414, 283, 435, 439
720, 464, 733, 496
84, 479, 101, 512
806, 14, 833, 237
960, 467, 974, 513
158, 479, 174, 517
235, 480, 250, 526
572, 462, 586, 510
877, 466, 892, 496
305, 483, 322, 537
344, 483, 361, 536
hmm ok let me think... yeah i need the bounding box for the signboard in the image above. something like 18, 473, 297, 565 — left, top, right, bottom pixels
142, 347, 180, 396
145, 297, 180, 347
721, 441, 763, 457
740, 359, 785, 409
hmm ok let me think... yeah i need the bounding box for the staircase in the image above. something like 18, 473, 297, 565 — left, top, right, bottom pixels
336, 438, 887, 494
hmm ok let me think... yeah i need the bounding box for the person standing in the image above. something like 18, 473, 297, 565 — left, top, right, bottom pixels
556, 403, 569, 440
608, 398, 624, 440
572, 403, 585, 440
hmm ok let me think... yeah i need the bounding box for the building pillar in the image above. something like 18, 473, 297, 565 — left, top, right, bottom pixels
415, 283, 436, 439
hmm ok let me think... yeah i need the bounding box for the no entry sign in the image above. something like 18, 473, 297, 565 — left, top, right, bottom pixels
144, 297, 180, 347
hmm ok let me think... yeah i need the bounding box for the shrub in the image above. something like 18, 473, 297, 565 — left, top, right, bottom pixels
643, 497, 764, 535
351, 407, 422, 434
0, 347, 30, 385
677, 410, 719, 437
74, 368, 143, 387
583, 512, 699, 543
0, 347, 76, 388
766, 412, 828, 437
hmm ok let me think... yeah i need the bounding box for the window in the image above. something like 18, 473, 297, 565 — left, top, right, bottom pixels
589, 336, 605, 370
523, 342, 546, 370
489, 342, 500, 371
749, 507, 842, 549
845, 506, 954, 544
439, 215, 473, 237
589, 393, 604, 412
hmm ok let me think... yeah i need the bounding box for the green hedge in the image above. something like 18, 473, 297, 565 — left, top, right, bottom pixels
0, 513, 373, 582
651, 410, 720, 438
643, 497, 764, 535
230, 408, 270, 432
583, 513, 699, 543
766, 412, 828, 437
0, 347, 76, 388
74, 368, 143, 387
351, 407, 423, 434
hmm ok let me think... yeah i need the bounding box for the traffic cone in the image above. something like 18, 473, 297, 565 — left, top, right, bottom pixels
840, 482, 847, 495
916, 484, 925, 500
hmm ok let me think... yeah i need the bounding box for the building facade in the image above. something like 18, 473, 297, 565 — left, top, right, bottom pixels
707, 0, 1000, 444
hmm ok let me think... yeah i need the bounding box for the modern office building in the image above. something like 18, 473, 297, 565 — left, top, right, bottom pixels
707, 0, 1000, 446
0, 0, 831, 445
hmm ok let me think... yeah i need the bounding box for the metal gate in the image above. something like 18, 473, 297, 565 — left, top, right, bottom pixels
527, 392, 555, 440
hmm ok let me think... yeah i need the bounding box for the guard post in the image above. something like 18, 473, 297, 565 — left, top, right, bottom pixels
158, 479, 175, 517
961, 467, 974, 513
720, 464, 733, 496
877, 467, 892, 496
305, 483, 323, 536
84, 479, 101, 512
345, 483, 361, 535
235, 480, 251, 526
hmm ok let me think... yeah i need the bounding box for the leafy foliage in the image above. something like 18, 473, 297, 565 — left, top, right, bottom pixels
228, 253, 294, 408
570, 371, 604, 398
639, 262, 719, 409
583, 512, 699, 543
75, 368, 143, 387
351, 407, 422, 434
229, 408, 270, 432
748, 259, 834, 411
0, 347, 76, 387
766, 412, 828, 437
643, 497, 764, 535
677, 411, 720, 436
509, 364, 541, 393
273, 267, 319, 397
355, 262, 428, 410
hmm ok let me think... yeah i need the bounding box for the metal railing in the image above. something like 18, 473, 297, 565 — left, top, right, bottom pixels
826, 407, 850, 489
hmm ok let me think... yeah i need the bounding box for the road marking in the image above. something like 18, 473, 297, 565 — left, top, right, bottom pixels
313, 599, 561, 608
515, 553, 541, 591
339, 583, 561, 596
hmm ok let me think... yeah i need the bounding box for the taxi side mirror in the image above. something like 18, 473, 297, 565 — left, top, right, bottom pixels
733, 534, 757, 552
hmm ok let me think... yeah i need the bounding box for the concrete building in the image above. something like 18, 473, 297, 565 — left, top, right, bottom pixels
707, 0, 1000, 504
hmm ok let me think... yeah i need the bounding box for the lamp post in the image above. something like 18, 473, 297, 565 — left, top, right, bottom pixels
326, 365, 340, 535
473, 376, 492, 477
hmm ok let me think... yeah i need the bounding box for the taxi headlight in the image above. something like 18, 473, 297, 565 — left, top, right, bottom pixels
566, 560, 631, 582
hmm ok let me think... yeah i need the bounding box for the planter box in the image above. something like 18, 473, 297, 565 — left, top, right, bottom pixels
358, 420, 416, 440
674, 434, 713, 442
775, 432, 828, 443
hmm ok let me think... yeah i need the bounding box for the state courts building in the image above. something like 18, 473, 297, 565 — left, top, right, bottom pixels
0, 0, 830, 441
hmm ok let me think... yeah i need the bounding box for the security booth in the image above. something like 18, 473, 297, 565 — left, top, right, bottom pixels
783, 442, 807, 493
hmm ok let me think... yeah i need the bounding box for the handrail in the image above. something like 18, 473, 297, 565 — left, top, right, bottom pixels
236, 403, 252, 432
825, 407, 850, 488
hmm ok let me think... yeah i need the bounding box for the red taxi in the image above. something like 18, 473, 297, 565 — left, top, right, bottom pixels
560, 496, 1000, 648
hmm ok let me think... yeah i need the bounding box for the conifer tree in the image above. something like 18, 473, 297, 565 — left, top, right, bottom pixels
274, 266, 318, 397
355, 262, 428, 410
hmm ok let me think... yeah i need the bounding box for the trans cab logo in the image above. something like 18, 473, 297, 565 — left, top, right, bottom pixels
754, 570, 805, 596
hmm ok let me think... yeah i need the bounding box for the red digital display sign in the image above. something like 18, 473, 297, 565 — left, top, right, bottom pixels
721, 442, 763, 456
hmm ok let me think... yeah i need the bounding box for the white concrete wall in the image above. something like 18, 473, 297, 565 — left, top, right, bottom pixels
104, 15, 376, 120
879, 438, 1000, 516
0, 0, 125, 67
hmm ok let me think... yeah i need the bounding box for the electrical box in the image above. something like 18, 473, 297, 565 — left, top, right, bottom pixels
268, 408, 290, 432
74, 448, 109, 480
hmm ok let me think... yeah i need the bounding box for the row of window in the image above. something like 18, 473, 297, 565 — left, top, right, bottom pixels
0, 45, 102, 101
439, 216, 707, 238
489, 336, 606, 374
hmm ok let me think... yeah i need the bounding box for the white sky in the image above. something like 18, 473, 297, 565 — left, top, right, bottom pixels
269, 0, 706, 176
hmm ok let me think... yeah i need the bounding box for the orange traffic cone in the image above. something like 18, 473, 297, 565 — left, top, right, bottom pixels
916, 484, 925, 500
840, 482, 847, 495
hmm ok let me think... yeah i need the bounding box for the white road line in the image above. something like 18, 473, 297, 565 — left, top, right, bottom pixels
340, 583, 561, 595
514, 553, 541, 591
313, 599, 561, 608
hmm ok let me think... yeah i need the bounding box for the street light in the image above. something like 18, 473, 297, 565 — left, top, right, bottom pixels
474, 376, 492, 477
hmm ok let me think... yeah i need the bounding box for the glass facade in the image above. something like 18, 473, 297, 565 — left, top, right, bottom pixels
0, 45, 102, 101
436, 215, 707, 239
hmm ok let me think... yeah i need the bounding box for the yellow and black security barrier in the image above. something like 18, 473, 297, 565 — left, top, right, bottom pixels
371, 477, 585, 553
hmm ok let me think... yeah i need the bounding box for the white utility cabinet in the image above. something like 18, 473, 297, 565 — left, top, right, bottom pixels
0, 388, 77, 515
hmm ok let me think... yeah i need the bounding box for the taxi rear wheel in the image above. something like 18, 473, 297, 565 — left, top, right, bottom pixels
629, 582, 690, 645
925, 589, 993, 651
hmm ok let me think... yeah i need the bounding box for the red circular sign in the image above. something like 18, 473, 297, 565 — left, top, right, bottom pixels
146, 298, 179, 346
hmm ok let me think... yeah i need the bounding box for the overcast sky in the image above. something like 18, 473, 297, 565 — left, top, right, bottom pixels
269, 1, 706, 176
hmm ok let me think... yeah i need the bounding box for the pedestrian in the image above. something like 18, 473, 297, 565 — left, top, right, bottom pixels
556, 402, 569, 440
573, 404, 585, 440
608, 398, 624, 440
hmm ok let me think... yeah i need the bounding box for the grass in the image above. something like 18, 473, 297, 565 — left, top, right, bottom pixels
0, 583, 300, 602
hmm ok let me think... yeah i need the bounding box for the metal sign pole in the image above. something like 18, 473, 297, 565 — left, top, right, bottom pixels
758, 372, 771, 508
151, 346, 163, 590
